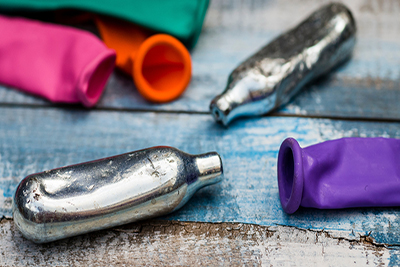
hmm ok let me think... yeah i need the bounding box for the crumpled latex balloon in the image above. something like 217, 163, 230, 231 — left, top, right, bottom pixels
0, 15, 116, 107
278, 137, 400, 214
0, 0, 209, 48
95, 17, 191, 103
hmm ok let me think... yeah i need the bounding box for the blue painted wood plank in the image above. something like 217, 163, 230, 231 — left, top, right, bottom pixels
1, 0, 400, 120
1, 106, 400, 245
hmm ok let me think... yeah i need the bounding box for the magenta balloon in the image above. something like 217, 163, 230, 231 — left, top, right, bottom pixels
278, 137, 400, 214
0, 15, 116, 107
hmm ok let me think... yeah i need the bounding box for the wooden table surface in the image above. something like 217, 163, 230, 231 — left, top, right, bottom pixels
1, 0, 400, 265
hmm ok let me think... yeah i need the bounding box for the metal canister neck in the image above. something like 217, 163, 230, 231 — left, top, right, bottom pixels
195, 152, 223, 185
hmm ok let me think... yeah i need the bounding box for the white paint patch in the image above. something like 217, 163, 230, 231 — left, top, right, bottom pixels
0, 221, 393, 266
283, 103, 308, 115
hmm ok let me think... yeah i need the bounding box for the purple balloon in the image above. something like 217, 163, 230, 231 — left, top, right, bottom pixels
277, 137, 400, 214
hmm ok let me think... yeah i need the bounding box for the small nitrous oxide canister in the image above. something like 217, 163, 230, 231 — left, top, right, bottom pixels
13, 146, 223, 243
210, 3, 356, 126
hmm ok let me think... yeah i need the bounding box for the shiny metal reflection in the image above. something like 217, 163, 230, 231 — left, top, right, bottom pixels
210, 3, 356, 125
13, 147, 223, 243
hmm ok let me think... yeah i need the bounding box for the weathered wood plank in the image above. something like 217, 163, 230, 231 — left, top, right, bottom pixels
0, 219, 397, 266
1, 0, 399, 265
1, 0, 400, 120
1, 106, 400, 245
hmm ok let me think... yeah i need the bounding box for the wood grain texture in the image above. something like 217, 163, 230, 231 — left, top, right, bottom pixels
1, 0, 400, 265
0, 218, 397, 266
0, 0, 400, 120
2, 106, 400, 247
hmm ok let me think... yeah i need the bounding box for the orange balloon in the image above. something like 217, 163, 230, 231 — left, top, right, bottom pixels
96, 17, 192, 103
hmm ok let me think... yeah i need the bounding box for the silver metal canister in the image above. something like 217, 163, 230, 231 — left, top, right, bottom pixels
210, 3, 356, 125
13, 147, 223, 243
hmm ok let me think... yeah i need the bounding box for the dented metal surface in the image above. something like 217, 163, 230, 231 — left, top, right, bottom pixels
210, 3, 356, 125
12, 147, 223, 243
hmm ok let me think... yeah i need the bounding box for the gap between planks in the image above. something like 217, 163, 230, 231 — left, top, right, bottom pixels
1, 102, 400, 125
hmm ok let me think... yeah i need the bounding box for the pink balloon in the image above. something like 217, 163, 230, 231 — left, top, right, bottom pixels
0, 15, 116, 107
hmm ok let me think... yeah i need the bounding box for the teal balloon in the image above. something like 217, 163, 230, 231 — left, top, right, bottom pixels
0, 0, 209, 48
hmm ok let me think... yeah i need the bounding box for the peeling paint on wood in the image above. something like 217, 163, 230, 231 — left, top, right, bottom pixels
2, 107, 400, 248
0, 219, 397, 266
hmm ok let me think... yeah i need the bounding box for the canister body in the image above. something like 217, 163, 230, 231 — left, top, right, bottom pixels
13, 147, 223, 243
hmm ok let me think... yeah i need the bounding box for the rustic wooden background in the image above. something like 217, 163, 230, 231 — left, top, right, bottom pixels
1, 0, 400, 265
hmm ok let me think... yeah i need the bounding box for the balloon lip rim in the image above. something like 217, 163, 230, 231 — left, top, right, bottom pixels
132, 34, 192, 103
277, 137, 303, 214
76, 49, 116, 107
